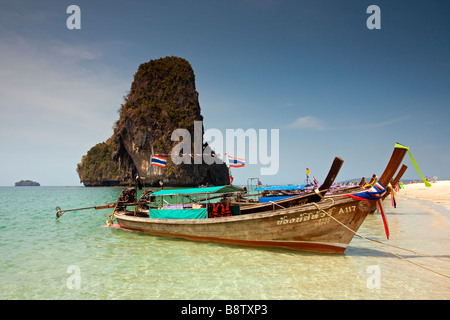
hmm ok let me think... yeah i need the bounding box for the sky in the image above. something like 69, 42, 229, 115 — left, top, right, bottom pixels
0, 0, 449, 186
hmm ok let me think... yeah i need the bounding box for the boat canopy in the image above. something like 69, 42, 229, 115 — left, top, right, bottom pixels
255, 184, 307, 191
151, 185, 244, 196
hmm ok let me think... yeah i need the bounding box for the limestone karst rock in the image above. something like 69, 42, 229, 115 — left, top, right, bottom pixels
77, 57, 229, 187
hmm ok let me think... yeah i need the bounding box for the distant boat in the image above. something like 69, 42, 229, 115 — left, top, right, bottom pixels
254, 184, 309, 203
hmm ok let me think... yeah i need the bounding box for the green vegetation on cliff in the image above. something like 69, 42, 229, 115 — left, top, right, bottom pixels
77, 140, 120, 182
115, 56, 202, 150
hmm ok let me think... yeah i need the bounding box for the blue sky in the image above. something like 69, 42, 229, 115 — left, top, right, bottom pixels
0, 0, 449, 186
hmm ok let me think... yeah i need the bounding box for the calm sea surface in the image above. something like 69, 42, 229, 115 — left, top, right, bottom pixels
0, 186, 449, 300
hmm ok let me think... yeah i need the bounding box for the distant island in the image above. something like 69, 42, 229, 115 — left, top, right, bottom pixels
15, 180, 40, 186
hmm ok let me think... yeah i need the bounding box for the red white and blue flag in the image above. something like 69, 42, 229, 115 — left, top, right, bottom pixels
343, 181, 390, 239
313, 176, 319, 187
150, 155, 167, 167
343, 181, 387, 201
228, 155, 245, 168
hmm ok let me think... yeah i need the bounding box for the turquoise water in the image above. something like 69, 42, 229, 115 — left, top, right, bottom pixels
0, 186, 449, 300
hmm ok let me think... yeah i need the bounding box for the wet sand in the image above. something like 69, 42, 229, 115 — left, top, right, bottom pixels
396, 180, 450, 209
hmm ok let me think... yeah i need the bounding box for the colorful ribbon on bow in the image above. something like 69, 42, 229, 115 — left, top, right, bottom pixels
395, 143, 431, 187
343, 182, 390, 239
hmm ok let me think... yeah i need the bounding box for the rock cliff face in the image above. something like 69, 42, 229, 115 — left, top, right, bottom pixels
77, 57, 229, 187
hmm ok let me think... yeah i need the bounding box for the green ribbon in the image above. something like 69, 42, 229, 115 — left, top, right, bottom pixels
395, 143, 432, 187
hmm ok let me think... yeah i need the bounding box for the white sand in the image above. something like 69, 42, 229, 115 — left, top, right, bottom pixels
396, 180, 450, 208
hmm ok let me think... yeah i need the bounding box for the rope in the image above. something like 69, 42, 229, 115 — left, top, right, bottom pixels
358, 237, 450, 263
269, 201, 286, 209
312, 199, 450, 279
64, 211, 118, 228
106, 202, 119, 226
68, 207, 119, 227
72, 216, 110, 227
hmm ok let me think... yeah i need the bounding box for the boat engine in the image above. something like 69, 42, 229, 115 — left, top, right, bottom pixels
118, 187, 136, 203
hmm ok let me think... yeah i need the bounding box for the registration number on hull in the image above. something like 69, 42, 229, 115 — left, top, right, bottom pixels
338, 205, 356, 214
276, 205, 357, 226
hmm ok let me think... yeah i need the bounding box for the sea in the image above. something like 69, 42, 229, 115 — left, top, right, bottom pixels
0, 186, 449, 301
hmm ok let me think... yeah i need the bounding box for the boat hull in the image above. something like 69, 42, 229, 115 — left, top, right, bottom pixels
114, 197, 372, 253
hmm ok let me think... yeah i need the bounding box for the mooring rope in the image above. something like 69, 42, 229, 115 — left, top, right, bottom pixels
105, 202, 120, 226
358, 236, 450, 263
66, 211, 117, 228
312, 198, 450, 279
269, 201, 286, 209
71, 215, 110, 227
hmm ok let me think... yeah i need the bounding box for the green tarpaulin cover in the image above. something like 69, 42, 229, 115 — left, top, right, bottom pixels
151, 185, 243, 196
149, 208, 207, 219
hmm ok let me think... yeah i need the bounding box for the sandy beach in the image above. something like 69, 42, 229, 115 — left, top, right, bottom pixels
396, 180, 450, 209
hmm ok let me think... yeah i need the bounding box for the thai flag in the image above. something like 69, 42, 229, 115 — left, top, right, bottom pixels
151, 155, 167, 167
228, 155, 245, 168
313, 176, 319, 186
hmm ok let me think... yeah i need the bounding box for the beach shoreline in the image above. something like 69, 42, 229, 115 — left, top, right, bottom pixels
396, 180, 450, 209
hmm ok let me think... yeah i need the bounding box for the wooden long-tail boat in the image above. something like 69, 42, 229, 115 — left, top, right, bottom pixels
110, 144, 408, 253
390, 164, 408, 190
237, 157, 343, 214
